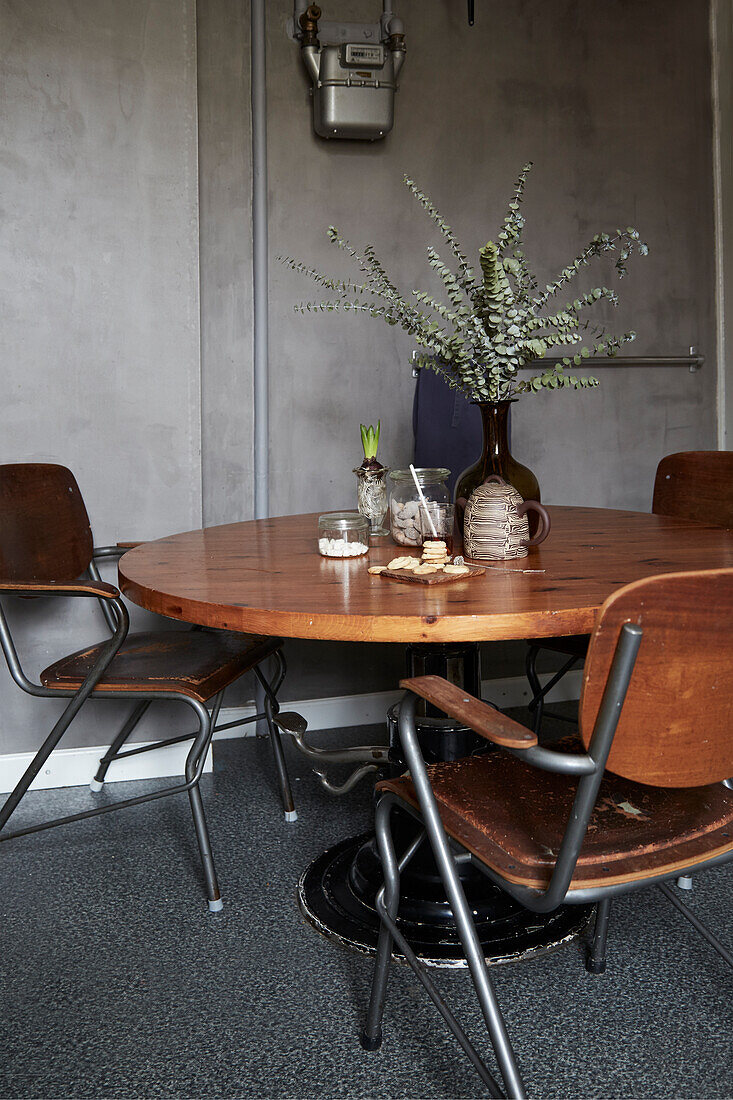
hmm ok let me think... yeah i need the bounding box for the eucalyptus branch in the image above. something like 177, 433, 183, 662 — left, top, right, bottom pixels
281, 164, 648, 402
279, 256, 368, 299
403, 176, 475, 291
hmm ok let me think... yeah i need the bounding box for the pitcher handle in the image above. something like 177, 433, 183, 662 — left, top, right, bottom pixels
517, 500, 551, 547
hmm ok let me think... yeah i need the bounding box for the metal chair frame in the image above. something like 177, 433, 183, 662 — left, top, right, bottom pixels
0, 545, 292, 912
363, 624, 733, 1097
525, 643, 583, 733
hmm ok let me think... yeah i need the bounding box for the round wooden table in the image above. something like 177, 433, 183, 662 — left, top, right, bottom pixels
119, 505, 733, 642
119, 506, 733, 963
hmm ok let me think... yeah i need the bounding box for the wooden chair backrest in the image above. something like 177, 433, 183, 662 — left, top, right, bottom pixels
652, 451, 733, 527
0, 464, 93, 583
579, 568, 733, 788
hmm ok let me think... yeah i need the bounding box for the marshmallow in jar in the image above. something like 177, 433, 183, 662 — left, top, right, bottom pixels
388, 467, 451, 547
318, 512, 370, 558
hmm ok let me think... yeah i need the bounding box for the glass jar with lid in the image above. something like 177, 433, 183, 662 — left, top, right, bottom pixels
318, 512, 370, 557
388, 468, 451, 547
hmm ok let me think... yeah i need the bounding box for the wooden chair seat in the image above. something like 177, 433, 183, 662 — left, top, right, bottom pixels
378, 746, 733, 892
41, 630, 282, 703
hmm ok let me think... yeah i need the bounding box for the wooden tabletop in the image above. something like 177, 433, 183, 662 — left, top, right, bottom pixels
118, 507, 733, 644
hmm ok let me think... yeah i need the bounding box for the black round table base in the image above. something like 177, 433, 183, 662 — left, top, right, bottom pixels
298, 831, 593, 969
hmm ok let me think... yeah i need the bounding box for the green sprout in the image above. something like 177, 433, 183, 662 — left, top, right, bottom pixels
360, 421, 381, 463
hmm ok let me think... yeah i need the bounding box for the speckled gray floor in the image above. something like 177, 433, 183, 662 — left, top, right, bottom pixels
1, 708, 732, 1099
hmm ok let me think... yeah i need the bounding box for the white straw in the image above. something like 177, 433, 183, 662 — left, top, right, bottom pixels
409, 463, 438, 538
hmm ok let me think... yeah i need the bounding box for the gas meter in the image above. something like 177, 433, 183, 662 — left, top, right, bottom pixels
293, 4, 406, 141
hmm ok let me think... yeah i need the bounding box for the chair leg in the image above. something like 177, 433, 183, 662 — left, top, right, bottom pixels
90, 701, 152, 791
525, 645, 544, 734
362, 800, 504, 1094
184, 701, 223, 913
361, 797, 401, 1051
586, 898, 611, 974
187, 784, 222, 913
368, 800, 519, 1096
658, 882, 733, 969
397, 698, 526, 1097
437, 848, 525, 1097
256, 655, 297, 823
527, 646, 584, 736
266, 704, 297, 822
0, 691, 87, 834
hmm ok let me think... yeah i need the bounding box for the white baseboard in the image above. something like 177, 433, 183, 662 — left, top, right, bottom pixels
0, 741, 214, 795
0, 669, 582, 794
214, 669, 583, 738
213, 687, 404, 739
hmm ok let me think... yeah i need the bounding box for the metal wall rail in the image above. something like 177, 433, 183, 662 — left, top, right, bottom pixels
412, 353, 704, 378
519, 353, 704, 373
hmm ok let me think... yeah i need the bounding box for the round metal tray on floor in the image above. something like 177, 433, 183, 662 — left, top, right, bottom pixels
298, 830, 593, 969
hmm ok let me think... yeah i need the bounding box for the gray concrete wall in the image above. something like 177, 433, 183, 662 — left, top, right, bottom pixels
199, 0, 718, 701
266, 0, 716, 517
0, 0, 720, 756
0, 0, 201, 752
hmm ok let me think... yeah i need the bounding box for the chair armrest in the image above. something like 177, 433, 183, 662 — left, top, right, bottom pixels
0, 580, 120, 600
399, 675, 538, 749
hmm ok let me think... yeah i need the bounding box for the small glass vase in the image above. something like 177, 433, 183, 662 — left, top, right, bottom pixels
354, 465, 389, 537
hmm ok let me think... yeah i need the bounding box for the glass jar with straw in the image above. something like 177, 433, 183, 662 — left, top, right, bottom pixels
388, 466, 451, 547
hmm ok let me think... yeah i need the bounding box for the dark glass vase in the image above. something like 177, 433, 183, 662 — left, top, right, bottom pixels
454, 400, 541, 536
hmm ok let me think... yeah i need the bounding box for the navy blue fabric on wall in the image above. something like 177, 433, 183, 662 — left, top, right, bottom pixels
412, 366, 509, 498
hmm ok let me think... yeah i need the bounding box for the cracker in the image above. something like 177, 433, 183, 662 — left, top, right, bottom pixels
368, 566, 386, 575
413, 564, 438, 574
387, 556, 414, 570
444, 564, 470, 576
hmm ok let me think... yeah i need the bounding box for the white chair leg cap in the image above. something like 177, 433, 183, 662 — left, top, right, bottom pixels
677, 875, 693, 890
208, 897, 224, 913
284, 810, 298, 823
89, 778, 104, 793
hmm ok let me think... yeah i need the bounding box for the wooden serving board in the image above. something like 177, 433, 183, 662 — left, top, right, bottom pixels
378, 565, 486, 585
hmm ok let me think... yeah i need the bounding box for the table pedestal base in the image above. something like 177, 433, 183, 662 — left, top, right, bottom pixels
299, 642, 591, 966
298, 830, 592, 968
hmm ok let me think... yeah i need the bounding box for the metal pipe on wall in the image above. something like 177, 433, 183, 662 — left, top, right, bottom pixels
251, 0, 269, 736
251, 0, 269, 519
